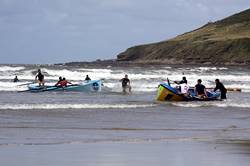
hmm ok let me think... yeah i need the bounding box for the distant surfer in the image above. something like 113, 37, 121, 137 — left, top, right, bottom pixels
85, 75, 91, 81
13, 76, 19, 82
120, 74, 131, 94
214, 79, 227, 99
35, 69, 45, 87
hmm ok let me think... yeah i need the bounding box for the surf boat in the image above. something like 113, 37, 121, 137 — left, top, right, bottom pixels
156, 83, 220, 102
27, 80, 102, 93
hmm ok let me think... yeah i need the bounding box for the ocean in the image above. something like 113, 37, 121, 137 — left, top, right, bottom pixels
0, 64, 250, 166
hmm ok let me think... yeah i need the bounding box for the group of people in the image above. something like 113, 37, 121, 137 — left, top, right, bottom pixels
54, 75, 91, 87
13, 69, 92, 88
33, 69, 93, 88
174, 76, 227, 99
13, 69, 227, 99
54, 76, 73, 87
14, 69, 131, 93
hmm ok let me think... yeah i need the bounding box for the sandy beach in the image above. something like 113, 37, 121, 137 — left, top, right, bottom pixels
0, 102, 250, 166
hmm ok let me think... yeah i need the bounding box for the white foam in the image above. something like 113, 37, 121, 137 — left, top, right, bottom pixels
0, 66, 249, 92
0, 103, 156, 110
0, 82, 27, 91
172, 101, 250, 108
197, 67, 228, 71
42, 68, 113, 81
0, 66, 25, 72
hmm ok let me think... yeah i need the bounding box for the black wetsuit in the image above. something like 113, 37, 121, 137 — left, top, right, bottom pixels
13, 77, 19, 82
36, 72, 44, 82
214, 82, 227, 99
179, 79, 187, 84
121, 78, 130, 87
85, 76, 91, 81
175, 79, 187, 85
195, 84, 206, 95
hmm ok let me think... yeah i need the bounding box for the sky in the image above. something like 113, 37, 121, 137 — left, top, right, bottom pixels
0, 0, 250, 64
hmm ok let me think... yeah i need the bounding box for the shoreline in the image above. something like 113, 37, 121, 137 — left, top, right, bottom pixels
1, 60, 250, 68
55, 60, 250, 68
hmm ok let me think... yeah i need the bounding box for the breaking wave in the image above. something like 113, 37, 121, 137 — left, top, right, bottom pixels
0, 65, 249, 92
0, 66, 25, 72
171, 101, 250, 108
0, 103, 156, 110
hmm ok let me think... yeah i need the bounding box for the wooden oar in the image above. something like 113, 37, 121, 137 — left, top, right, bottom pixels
226, 88, 242, 92
206, 87, 241, 92
17, 82, 35, 86
17, 89, 30, 93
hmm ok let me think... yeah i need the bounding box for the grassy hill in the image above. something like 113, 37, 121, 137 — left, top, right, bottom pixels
117, 9, 250, 65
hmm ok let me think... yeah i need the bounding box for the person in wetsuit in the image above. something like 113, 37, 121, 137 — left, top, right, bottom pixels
174, 76, 187, 84
214, 79, 227, 99
13, 76, 19, 82
120, 74, 131, 93
195, 79, 207, 98
85, 75, 91, 81
35, 69, 45, 87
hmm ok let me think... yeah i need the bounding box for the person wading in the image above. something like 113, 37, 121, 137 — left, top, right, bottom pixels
214, 79, 227, 99
120, 74, 131, 94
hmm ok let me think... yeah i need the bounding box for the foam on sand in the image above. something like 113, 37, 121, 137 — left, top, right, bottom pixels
0, 103, 156, 110
0, 66, 25, 72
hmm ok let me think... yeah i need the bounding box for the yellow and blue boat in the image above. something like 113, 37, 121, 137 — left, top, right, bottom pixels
156, 83, 220, 102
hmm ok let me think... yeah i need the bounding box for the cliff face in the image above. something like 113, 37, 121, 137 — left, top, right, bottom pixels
117, 9, 250, 65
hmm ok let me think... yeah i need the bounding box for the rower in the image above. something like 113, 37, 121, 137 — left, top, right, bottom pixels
55, 77, 63, 86
195, 79, 207, 98
56, 77, 72, 87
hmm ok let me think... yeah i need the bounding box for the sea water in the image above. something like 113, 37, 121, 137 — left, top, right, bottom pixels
0, 64, 250, 166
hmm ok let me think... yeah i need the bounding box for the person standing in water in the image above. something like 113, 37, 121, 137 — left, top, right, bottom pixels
214, 79, 227, 99
120, 74, 131, 93
35, 69, 45, 87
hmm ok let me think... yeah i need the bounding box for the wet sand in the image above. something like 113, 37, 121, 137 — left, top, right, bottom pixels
0, 104, 250, 166
1, 141, 250, 166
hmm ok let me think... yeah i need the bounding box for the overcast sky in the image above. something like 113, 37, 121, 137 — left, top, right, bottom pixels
0, 0, 250, 64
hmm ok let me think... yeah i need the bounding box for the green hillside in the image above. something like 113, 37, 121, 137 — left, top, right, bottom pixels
117, 9, 250, 65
